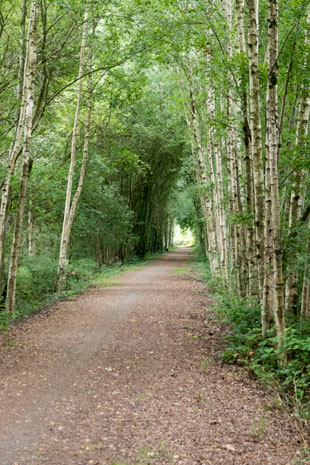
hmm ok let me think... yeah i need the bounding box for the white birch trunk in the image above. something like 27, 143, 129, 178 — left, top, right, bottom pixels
56, 9, 89, 292
0, 0, 29, 278
236, 0, 255, 294
301, 271, 310, 322
189, 81, 219, 273
28, 205, 35, 257
266, 0, 285, 341
226, 0, 246, 292
204, 48, 226, 277
247, 0, 265, 298
262, 139, 273, 335
6, 0, 39, 314
63, 53, 93, 248
178, 72, 219, 273
285, 94, 310, 313
213, 132, 228, 279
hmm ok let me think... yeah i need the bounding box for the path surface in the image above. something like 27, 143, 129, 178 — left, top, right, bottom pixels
0, 248, 304, 464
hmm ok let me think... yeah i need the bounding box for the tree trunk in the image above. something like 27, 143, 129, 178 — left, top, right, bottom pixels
236, 0, 255, 294
189, 79, 219, 274
247, 0, 265, 298
262, 137, 273, 335
6, 0, 39, 314
301, 237, 310, 323
285, 92, 310, 313
266, 0, 285, 342
226, 0, 246, 293
0, 0, 29, 279
178, 72, 219, 273
28, 204, 35, 257
56, 8, 89, 292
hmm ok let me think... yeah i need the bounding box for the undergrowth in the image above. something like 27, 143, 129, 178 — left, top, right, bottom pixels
193, 247, 310, 436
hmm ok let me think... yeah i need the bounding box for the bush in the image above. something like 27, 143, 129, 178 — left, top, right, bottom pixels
17, 254, 58, 302
14, 255, 99, 316
254, 329, 310, 402
220, 295, 310, 403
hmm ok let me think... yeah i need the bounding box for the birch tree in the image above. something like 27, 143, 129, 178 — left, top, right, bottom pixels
266, 0, 286, 340
246, 0, 265, 298
55, 8, 92, 292
6, 0, 39, 315
0, 0, 29, 289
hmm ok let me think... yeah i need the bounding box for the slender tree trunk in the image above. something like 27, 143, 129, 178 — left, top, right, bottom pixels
262, 138, 273, 335
266, 0, 285, 341
169, 218, 174, 247
204, 50, 225, 276
210, 93, 227, 279
236, 0, 255, 294
247, 0, 265, 298
213, 132, 228, 278
17, 0, 28, 106
0, 0, 28, 280
0, 207, 10, 294
56, 9, 91, 292
300, 216, 310, 324
28, 204, 35, 257
6, 0, 39, 314
285, 93, 310, 313
189, 81, 219, 273
65, 52, 93, 236
95, 236, 103, 269
226, 0, 246, 293
301, 236, 310, 323
301, 280, 310, 322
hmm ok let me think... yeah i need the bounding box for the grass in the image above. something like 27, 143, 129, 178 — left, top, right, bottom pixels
200, 357, 209, 373
250, 414, 268, 438
92, 260, 151, 288
172, 267, 188, 275
97, 279, 124, 288
111, 442, 174, 465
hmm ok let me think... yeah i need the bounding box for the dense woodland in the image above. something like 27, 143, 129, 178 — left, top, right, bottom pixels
1, 0, 310, 402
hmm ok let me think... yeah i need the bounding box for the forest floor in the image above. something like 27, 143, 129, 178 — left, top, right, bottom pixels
0, 248, 307, 465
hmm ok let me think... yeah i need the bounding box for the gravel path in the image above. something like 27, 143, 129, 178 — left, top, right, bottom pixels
0, 248, 305, 464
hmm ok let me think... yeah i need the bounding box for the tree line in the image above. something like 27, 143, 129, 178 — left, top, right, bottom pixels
171, 0, 310, 347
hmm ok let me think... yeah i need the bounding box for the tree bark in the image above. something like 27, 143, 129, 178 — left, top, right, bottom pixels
226, 0, 247, 293
56, 8, 91, 292
266, 0, 285, 341
0, 0, 29, 281
236, 0, 255, 294
178, 70, 219, 273
285, 92, 310, 313
28, 204, 35, 257
6, 0, 39, 314
247, 0, 265, 298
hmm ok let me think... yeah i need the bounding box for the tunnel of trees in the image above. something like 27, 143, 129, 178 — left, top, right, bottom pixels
1, 0, 310, 394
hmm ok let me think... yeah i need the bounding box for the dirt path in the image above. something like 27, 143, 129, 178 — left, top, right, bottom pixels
0, 248, 304, 465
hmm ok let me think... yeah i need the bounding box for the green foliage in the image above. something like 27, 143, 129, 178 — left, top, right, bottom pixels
253, 330, 310, 402
172, 267, 188, 275
217, 294, 261, 334
194, 251, 310, 406
219, 296, 310, 403
14, 254, 98, 315
0, 311, 9, 330
15, 254, 58, 310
